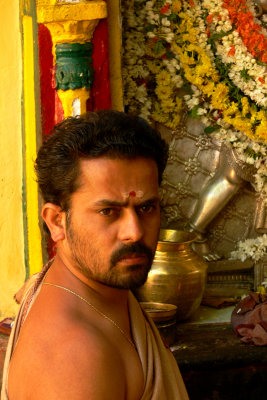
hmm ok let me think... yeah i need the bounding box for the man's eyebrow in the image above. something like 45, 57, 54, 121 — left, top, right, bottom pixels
94, 199, 129, 207
93, 197, 159, 208
138, 197, 159, 206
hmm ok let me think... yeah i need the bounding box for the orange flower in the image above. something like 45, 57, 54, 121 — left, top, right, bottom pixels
189, 0, 195, 7
259, 77, 265, 84
262, 52, 267, 63
160, 4, 170, 14
228, 45, 235, 57
206, 14, 213, 24
223, 0, 267, 63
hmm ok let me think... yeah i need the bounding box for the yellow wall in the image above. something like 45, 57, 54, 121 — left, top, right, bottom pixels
0, 0, 119, 317
0, 1, 26, 317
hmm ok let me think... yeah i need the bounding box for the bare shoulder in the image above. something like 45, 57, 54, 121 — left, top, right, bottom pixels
48, 326, 126, 399
9, 321, 126, 400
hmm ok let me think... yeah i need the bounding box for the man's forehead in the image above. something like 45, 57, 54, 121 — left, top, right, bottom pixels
75, 157, 159, 199
79, 155, 157, 167
79, 157, 158, 180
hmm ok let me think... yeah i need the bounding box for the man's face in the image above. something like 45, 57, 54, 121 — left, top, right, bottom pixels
62, 157, 160, 290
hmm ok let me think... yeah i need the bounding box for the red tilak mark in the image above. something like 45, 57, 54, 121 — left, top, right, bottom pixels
129, 191, 136, 197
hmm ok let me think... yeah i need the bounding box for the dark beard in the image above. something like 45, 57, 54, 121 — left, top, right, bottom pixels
66, 213, 155, 290
110, 242, 153, 268
107, 242, 154, 289
71, 242, 154, 290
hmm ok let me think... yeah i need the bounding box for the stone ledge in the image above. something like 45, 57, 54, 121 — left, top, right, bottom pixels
171, 323, 267, 399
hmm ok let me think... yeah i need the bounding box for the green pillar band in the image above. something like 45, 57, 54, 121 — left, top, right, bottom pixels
55, 42, 94, 90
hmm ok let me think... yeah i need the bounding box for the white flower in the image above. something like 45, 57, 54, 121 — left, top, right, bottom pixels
173, 75, 183, 88
146, 1, 154, 9
161, 17, 171, 27
197, 108, 207, 115
231, 235, 267, 262
147, 31, 156, 38
165, 32, 174, 43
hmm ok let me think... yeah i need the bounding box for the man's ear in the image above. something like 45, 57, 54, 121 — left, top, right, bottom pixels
41, 203, 66, 242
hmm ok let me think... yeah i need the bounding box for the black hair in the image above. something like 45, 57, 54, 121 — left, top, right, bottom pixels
35, 110, 168, 212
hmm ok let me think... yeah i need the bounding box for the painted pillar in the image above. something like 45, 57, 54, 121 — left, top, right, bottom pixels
107, 0, 124, 111
37, 0, 107, 118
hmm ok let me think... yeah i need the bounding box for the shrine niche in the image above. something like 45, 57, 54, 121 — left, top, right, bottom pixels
37, 0, 109, 126
121, 0, 267, 299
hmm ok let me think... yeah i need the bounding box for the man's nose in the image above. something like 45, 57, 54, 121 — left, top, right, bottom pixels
118, 209, 144, 243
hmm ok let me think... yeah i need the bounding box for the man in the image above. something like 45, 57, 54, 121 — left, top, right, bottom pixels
2, 110, 188, 399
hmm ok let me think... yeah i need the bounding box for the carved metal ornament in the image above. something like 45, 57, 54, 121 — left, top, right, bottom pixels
224, 144, 256, 183
55, 42, 94, 90
157, 115, 267, 297
158, 117, 263, 261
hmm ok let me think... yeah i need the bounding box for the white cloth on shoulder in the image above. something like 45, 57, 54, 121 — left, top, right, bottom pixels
129, 292, 188, 399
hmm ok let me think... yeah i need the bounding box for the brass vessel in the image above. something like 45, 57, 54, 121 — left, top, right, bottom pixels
135, 229, 208, 321
140, 302, 177, 323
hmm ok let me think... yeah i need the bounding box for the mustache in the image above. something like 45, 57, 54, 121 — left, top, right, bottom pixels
110, 242, 153, 267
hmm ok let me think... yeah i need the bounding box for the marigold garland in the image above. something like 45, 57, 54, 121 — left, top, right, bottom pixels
122, 0, 267, 196
223, 0, 267, 63
203, 0, 267, 108
173, 4, 267, 143
122, 0, 267, 262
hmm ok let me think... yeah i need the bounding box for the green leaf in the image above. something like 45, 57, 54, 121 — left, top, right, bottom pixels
188, 106, 201, 119
144, 24, 156, 33
213, 56, 231, 79
251, 103, 258, 112
240, 69, 251, 82
153, 40, 166, 54
244, 147, 262, 159
208, 29, 233, 43
256, 60, 267, 67
204, 125, 220, 133
202, 10, 209, 21
182, 82, 193, 94
166, 51, 175, 59
169, 13, 179, 22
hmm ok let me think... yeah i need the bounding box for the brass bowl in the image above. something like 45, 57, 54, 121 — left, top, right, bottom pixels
140, 302, 177, 322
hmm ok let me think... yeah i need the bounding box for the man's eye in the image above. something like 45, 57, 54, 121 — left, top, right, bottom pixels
99, 208, 117, 216
139, 204, 155, 214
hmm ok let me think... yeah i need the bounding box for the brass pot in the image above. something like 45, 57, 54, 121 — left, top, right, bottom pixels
135, 229, 208, 321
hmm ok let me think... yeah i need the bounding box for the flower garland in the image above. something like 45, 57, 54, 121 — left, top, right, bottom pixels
231, 234, 267, 262
122, 0, 267, 195
122, 0, 267, 261
121, 3, 151, 120
203, 0, 267, 108
223, 0, 267, 63
172, 4, 267, 143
